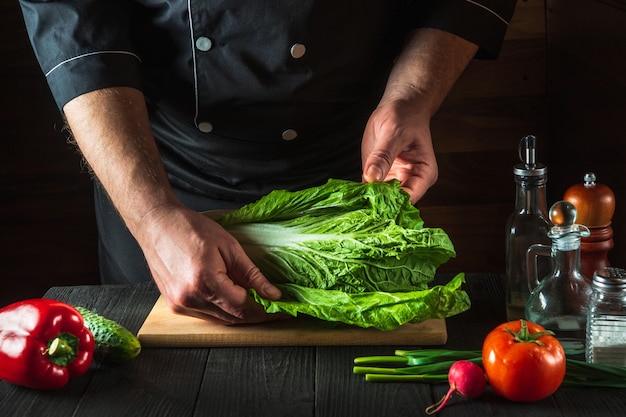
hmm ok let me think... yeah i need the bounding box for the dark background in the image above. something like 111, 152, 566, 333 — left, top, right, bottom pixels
2, 0, 625, 306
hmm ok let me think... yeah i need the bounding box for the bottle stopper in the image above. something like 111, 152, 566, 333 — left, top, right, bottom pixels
548, 201, 590, 251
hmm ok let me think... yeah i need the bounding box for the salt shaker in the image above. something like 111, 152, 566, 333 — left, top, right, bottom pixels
586, 267, 626, 366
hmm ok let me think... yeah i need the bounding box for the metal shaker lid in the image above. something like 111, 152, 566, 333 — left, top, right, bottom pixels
593, 267, 626, 290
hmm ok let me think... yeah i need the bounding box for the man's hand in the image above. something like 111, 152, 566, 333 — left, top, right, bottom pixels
361, 28, 478, 204
361, 98, 438, 204
136, 204, 283, 324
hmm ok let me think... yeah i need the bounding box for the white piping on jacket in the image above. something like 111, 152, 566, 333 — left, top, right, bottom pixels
464, 0, 510, 26
45, 50, 141, 77
187, 0, 200, 128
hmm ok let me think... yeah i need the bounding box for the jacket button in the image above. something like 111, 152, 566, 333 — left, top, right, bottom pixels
282, 129, 298, 141
198, 122, 213, 133
195, 37, 213, 52
290, 43, 306, 59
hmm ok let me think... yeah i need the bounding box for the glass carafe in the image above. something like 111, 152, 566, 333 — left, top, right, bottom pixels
526, 200, 592, 355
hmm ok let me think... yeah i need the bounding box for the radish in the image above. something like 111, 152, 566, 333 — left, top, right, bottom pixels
425, 360, 486, 414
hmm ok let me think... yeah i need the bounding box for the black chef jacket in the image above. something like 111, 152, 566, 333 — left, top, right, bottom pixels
19, 0, 516, 284
20, 0, 516, 204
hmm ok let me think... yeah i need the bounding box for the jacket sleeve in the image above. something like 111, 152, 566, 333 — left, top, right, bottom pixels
19, 0, 143, 110
413, 0, 518, 59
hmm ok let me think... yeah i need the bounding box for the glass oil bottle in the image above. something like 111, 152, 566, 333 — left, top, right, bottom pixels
505, 135, 551, 320
526, 200, 592, 355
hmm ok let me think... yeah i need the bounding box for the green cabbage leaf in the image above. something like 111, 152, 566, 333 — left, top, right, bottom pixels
251, 272, 469, 331
204, 179, 470, 330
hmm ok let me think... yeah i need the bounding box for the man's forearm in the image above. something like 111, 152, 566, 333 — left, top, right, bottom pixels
382, 27, 479, 116
62, 86, 283, 321
63, 87, 180, 235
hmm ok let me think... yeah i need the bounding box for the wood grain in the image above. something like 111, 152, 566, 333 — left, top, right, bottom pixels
1, 3, 100, 307
197, 347, 316, 417
5, 275, 626, 417
137, 296, 448, 347
546, 0, 626, 268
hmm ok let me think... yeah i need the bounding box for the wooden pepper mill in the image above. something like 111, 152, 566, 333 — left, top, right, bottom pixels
563, 172, 616, 279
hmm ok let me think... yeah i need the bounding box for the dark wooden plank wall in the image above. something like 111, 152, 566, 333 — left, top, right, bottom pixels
423, 0, 548, 273
1, 2, 100, 308
545, 0, 626, 268
3, 1, 622, 307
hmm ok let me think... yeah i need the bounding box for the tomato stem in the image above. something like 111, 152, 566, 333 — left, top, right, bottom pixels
504, 319, 554, 345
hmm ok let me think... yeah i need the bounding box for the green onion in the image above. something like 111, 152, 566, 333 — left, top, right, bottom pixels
353, 356, 409, 366
395, 349, 482, 366
365, 374, 448, 383
353, 349, 626, 388
563, 359, 626, 388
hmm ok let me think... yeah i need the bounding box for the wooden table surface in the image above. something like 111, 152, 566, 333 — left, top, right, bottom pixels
2, 273, 626, 417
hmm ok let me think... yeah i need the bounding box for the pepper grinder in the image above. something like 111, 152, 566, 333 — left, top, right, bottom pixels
563, 172, 616, 279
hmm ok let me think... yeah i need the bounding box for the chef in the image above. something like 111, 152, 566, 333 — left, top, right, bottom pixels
19, 0, 517, 324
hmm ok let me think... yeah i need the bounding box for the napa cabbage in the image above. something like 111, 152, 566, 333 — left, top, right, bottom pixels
204, 179, 470, 330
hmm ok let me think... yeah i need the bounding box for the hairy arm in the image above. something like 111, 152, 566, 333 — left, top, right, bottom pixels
362, 28, 479, 203
63, 87, 282, 323
65, 88, 175, 225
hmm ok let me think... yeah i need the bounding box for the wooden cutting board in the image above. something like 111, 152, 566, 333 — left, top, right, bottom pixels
137, 296, 448, 347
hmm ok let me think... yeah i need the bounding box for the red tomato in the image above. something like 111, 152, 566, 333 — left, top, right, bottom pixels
482, 319, 566, 402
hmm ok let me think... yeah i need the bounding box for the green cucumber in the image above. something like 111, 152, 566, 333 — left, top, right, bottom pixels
75, 306, 141, 363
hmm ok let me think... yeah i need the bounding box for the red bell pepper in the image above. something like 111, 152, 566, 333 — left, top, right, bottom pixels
0, 298, 95, 390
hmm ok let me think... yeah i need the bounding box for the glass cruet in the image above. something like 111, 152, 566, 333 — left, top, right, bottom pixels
505, 135, 552, 320
525, 200, 592, 355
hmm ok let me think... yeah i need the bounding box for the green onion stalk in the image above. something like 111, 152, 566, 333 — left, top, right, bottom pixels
353, 349, 626, 388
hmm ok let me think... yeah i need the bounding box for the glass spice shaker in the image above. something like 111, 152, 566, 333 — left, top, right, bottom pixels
526, 200, 592, 355
586, 267, 626, 366
505, 135, 552, 320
